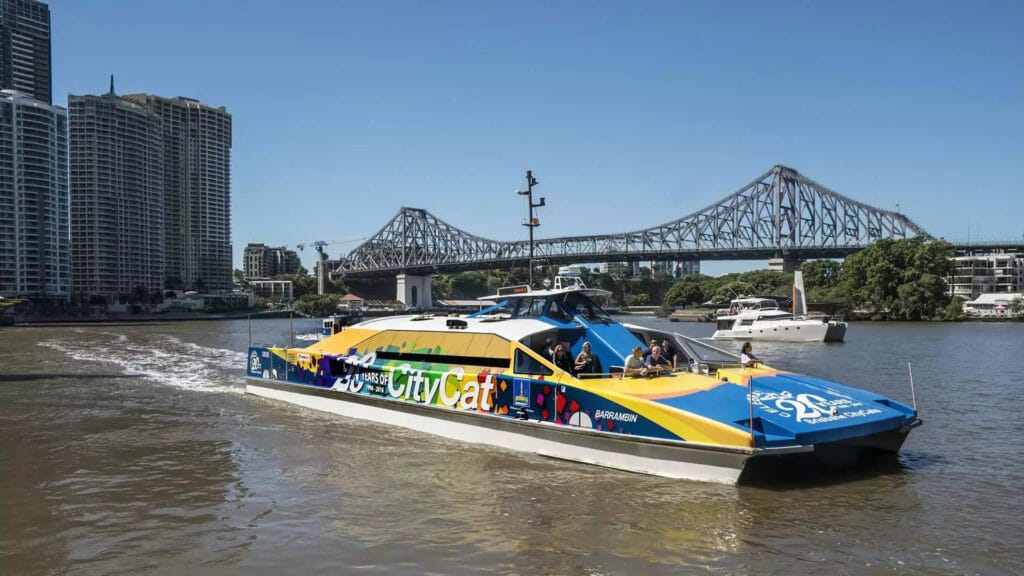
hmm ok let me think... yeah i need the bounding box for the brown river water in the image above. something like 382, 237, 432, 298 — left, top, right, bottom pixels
1, 318, 1021, 575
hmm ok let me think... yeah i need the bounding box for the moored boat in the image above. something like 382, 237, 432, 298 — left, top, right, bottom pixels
711, 272, 848, 343
245, 284, 918, 484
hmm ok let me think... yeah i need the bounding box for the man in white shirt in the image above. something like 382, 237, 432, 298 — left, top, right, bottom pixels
623, 345, 648, 377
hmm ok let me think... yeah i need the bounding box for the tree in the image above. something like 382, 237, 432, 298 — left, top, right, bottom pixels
1010, 295, 1024, 317
233, 269, 249, 287
713, 281, 755, 302
274, 273, 318, 299
664, 276, 705, 307
452, 271, 490, 299
432, 274, 454, 300
627, 293, 649, 306
129, 284, 148, 305
941, 296, 967, 321
838, 238, 955, 318
293, 294, 341, 317
801, 260, 842, 290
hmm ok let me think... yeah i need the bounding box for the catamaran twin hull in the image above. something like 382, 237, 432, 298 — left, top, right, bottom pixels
246, 337, 917, 484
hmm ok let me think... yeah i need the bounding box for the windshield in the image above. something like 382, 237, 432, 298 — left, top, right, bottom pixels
561, 292, 613, 322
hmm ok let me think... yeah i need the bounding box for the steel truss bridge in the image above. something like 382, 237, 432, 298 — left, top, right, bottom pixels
338, 165, 936, 278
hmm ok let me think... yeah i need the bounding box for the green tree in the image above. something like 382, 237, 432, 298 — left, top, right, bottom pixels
713, 281, 755, 302
233, 269, 248, 287
941, 296, 967, 321
664, 276, 705, 307
293, 294, 341, 317
627, 293, 649, 306
838, 238, 954, 318
1010, 295, 1024, 317
274, 273, 318, 299
129, 284, 148, 305
432, 274, 454, 300
801, 260, 842, 290
451, 271, 490, 299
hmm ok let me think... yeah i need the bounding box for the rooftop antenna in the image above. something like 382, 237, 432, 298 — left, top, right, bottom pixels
108, 74, 115, 96
516, 170, 544, 287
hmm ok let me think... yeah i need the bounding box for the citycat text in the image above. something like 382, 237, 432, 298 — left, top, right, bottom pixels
333, 352, 497, 411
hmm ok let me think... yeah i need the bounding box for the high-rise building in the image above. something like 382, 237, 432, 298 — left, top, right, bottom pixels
0, 89, 68, 302
243, 243, 301, 279
123, 93, 232, 292
68, 86, 165, 302
948, 252, 1024, 299
0, 0, 51, 104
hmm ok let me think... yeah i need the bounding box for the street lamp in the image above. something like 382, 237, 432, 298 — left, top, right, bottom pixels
517, 170, 544, 287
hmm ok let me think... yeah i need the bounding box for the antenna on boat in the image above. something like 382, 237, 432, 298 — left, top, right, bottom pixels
517, 170, 544, 287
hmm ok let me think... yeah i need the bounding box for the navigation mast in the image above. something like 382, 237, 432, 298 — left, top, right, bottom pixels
516, 170, 544, 287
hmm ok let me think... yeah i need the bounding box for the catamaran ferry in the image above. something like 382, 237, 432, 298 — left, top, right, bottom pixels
245, 284, 919, 484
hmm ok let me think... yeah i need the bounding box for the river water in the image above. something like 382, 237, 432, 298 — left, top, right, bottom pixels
1, 318, 1021, 575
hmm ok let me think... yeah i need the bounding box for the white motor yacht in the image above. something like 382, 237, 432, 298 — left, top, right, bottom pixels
711, 272, 847, 343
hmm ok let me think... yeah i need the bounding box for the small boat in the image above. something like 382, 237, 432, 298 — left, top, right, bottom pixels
712, 272, 848, 343
245, 282, 917, 484
321, 312, 363, 336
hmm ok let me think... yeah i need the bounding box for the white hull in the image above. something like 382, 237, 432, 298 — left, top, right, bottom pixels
712, 319, 846, 343
246, 380, 750, 484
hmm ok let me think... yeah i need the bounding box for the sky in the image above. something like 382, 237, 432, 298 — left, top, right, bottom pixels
49, 0, 1023, 276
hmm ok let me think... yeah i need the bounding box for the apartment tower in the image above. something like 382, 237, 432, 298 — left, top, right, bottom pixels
68, 84, 164, 301
0, 0, 51, 104
0, 0, 66, 304
123, 93, 232, 292
243, 243, 302, 279
0, 89, 68, 302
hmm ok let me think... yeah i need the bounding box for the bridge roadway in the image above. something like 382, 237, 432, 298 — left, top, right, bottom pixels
336, 165, 1022, 279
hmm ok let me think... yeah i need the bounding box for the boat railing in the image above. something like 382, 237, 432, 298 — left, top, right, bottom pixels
830, 312, 845, 323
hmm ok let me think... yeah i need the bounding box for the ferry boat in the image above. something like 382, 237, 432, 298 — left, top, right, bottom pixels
712, 272, 848, 343
245, 284, 918, 484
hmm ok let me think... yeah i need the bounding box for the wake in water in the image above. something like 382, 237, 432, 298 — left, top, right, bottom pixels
39, 332, 246, 395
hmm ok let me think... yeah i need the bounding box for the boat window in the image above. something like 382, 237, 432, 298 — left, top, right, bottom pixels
563, 292, 612, 321
673, 334, 739, 364
739, 319, 755, 326
546, 299, 570, 322
514, 349, 553, 376
515, 297, 546, 318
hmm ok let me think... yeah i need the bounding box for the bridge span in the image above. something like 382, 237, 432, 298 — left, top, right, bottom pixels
338, 165, 935, 279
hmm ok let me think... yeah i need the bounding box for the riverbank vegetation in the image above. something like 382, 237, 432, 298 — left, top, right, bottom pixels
429, 238, 965, 321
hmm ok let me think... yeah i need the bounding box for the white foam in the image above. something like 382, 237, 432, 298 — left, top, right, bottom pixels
39, 335, 245, 395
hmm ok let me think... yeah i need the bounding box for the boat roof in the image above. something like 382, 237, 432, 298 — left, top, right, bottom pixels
732, 297, 778, 304
352, 313, 554, 342
478, 285, 612, 301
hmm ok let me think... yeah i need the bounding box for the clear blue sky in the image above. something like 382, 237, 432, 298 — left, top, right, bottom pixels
50, 0, 1023, 276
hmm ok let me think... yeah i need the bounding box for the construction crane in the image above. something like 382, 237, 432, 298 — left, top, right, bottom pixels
297, 237, 364, 295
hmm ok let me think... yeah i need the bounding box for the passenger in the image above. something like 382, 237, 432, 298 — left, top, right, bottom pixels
623, 345, 648, 377
544, 337, 556, 360
574, 341, 596, 374
645, 346, 672, 373
660, 338, 679, 369
552, 344, 574, 375
644, 337, 659, 356
740, 341, 761, 367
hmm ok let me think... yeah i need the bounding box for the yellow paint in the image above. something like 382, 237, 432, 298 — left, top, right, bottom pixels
576, 377, 754, 448
289, 329, 755, 448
